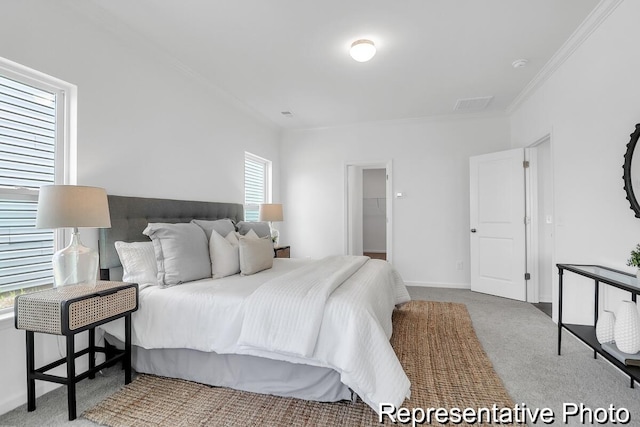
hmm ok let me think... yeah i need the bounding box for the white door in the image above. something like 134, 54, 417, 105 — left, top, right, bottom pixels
470, 148, 526, 301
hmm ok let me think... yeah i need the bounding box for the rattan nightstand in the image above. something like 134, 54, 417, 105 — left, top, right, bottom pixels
274, 245, 290, 258
14, 281, 138, 420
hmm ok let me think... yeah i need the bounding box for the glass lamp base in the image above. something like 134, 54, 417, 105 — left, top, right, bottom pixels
52, 229, 98, 288
271, 228, 280, 246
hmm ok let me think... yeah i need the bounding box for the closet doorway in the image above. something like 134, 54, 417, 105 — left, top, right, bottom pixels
345, 161, 393, 263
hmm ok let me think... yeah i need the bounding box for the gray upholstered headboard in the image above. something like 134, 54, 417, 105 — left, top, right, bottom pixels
98, 195, 244, 280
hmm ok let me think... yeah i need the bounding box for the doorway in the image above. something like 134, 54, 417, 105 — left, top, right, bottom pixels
345, 161, 392, 263
526, 136, 554, 307
363, 169, 387, 260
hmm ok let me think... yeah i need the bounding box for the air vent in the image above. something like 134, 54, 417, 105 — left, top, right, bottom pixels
454, 96, 494, 111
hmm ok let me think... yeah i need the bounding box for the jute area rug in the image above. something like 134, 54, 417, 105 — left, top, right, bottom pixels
84, 301, 515, 426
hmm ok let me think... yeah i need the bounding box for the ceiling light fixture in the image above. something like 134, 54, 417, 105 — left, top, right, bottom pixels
350, 39, 376, 62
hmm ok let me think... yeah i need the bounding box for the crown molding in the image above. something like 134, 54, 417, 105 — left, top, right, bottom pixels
285, 110, 509, 134
66, 1, 279, 131
507, 0, 624, 115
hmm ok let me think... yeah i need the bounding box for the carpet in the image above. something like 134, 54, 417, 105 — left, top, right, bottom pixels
83, 301, 515, 426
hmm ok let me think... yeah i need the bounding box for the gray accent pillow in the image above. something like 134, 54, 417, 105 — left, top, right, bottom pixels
191, 218, 236, 240
143, 222, 211, 286
236, 221, 271, 238
238, 235, 274, 275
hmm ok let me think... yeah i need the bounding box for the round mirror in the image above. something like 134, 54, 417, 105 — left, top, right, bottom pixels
623, 124, 640, 217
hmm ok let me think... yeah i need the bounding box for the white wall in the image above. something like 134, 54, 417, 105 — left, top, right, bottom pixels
510, 0, 640, 324
363, 169, 387, 253
280, 115, 511, 287
0, 1, 280, 414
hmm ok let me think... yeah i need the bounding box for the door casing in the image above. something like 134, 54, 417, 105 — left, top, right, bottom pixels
344, 160, 393, 263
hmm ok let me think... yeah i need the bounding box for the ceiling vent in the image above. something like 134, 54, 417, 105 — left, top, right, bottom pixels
454, 96, 494, 111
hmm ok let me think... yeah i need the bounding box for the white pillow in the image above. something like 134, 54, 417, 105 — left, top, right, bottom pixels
114, 241, 158, 289
239, 234, 274, 276
143, 222, 211, 287
244, 228, 260, 239
210, 230, 240, 279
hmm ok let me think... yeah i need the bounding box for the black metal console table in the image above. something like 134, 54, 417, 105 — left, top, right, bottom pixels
557, 264, 640, 388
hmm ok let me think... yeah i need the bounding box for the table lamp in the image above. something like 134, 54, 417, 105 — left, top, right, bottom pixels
259, 203, 283, 246
36, 185, 111, 288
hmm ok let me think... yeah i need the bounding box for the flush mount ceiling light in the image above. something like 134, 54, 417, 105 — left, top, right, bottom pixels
350, 39, 376, 62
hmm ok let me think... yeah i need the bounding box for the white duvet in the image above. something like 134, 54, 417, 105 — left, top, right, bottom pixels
101, 257, 411, 414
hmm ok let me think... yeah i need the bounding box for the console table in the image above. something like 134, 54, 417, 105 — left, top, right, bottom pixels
557, 264, 640, 388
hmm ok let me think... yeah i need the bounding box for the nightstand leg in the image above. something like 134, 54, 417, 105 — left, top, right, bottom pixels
88, 327, 95, 379
26, 331, 35, 412
66, 335, 76, 420
125, 313, 132, 384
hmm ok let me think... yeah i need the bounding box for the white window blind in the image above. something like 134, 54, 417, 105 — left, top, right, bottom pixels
244, 152, 271, 222
0, 73, 58, 300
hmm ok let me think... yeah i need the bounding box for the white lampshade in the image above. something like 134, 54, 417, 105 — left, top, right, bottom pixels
259, 203, 284, 222
350, 39, 376, 62
36, 185, 111, 229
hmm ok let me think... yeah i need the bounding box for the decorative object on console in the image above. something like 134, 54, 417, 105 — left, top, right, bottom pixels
627, 244, 640, 278
595, 310, 616, 344
613, 300, 640, 354
259, 203, 284, 246
35, 185, 111, 288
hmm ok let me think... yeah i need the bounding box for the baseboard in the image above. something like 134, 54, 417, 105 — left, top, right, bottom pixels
539, 294, 552, 303
0, 382, 61, 416
405, 281, 471, 290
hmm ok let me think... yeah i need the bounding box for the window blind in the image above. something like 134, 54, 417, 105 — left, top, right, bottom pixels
244, 153, 269, 222
0, 75, 56, 293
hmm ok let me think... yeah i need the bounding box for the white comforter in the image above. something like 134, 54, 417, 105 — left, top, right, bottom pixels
238, 255, 369, 357
101, 257, 411, 414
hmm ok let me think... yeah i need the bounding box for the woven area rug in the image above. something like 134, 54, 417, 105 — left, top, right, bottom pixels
84, 301, 515, 426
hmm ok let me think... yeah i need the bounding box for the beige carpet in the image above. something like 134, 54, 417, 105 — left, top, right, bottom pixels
84, 301, 515, 426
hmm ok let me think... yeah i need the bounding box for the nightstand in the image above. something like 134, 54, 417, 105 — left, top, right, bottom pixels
274, 245, 290, 258
14, 281, 138, 420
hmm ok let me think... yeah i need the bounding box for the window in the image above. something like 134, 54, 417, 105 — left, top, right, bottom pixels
244, 152, 271, 222
0, 59, 72, 312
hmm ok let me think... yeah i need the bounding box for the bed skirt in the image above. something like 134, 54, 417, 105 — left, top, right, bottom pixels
104, 333, 354, 403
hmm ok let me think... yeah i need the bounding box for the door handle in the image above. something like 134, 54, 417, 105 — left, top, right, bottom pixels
470, 228, 477, 233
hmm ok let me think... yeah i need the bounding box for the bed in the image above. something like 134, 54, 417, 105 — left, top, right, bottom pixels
97, 195, 411, 414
